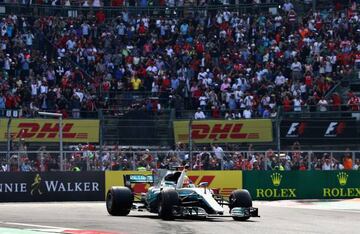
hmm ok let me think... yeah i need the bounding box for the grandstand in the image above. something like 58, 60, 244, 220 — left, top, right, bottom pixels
0, 0, 359, 172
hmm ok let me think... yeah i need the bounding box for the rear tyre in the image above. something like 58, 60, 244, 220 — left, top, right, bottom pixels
229, 189, 252, 221
106, 186, 133, 216
158, 189, 179, 220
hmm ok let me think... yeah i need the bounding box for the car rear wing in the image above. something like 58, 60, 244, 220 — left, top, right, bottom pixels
124, 174, 154, 189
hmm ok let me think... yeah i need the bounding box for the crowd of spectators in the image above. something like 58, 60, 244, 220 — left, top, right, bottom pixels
0, 1, 359, 120
1, 0, 281, 7
1, 140, 360, 172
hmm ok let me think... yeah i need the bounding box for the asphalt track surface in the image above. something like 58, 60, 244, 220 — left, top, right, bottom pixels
1, 200, 360, 234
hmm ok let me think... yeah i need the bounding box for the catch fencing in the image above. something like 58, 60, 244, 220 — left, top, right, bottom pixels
0, 2, 280, 18
1, 150, 359, 172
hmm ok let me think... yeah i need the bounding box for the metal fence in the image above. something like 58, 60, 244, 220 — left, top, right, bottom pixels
1, 107, 360, 150
1, 150, 359, 172
0, 2, 281, 19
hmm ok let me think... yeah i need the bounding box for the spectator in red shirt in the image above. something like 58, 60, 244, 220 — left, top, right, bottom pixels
331, 93, 342, 111
96, 10, 106, 24
283, 96, 292, 112
347, 94, 360, 111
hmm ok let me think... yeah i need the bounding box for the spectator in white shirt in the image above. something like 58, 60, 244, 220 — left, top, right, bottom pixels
199, 96, 207, 111
40, 81, 48, 94
318, 97, 328, 112
194, 108, 206, 119
92, 0, 101, 7
322, 158, 333, 170
293, 96, 302, 111
212, 144, 224, 160
243, 106, 252, 119
283, 0, 294, 12
291, 58, 302, 81
353, 159, 359, 170
275, 72, 286, 86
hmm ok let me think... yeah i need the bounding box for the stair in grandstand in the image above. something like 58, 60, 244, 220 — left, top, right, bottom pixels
102, 109, 173, 146
327, 70, 360, 111
154, 110, 174, 146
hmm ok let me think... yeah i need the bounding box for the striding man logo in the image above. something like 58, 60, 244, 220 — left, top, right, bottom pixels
31, 174, 43, 196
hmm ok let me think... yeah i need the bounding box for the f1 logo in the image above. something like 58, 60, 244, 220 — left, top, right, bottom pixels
325, 122, 338, 136
286, 122, 306, 137
325, 122, 345, 137
287, 123, 299, 136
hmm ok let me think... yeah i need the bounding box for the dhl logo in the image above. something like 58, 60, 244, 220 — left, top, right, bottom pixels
188, 175, 235, 196
131, 183, 151, 194
5, 123, 88, 139
179, 124, 259, 141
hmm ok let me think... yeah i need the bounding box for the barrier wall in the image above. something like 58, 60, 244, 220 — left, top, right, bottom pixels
0, 172, 104, 202
0, 171, 242, 202
243, 171, 360, 200
2, 171, 360, 202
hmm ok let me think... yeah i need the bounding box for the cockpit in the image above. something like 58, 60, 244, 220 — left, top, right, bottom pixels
162, 171, 194, 188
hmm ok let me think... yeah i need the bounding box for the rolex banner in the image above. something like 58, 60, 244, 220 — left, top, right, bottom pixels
243, 171, 360, 200
0, 172, 105, 202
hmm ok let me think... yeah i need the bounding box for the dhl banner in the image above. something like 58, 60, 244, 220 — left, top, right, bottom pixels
173, 119, 273, 143
105, 171, 242, 197
0, 118, 99, 143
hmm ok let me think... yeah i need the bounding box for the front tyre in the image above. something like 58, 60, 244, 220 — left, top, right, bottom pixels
106, 186, 133, 216
229, 189, 252, 221
158, 189, 179, 220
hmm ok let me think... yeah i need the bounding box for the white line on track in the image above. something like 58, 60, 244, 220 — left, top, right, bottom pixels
0, 221, 79, 233
256, 199, 360, 213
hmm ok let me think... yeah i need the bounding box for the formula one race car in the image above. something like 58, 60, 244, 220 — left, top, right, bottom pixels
106, 169, 259, 221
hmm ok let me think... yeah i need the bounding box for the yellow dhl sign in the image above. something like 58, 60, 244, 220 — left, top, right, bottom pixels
105, 171, 242, 197
0, 118, 99, 143
173, 119, 273, 143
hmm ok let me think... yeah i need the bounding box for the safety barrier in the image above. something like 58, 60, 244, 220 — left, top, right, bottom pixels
1, 170, 360, 202
0, 170, 242, 202
0, 171, 104, 202
243, 171, 360, 200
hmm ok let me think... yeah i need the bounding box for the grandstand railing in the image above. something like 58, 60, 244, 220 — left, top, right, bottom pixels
279, 105, 360, 118
1, 105, 359, 149
1, 150, 359, 172
3, 105, 358, 120
0, 2, 281, 19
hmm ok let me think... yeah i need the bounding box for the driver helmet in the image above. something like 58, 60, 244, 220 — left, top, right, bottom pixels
183, 175, 190, 187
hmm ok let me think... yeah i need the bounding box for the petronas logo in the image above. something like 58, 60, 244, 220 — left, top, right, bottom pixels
337, 172, 348, 186
270, 173, 282, 187
31, 174, 43, 196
